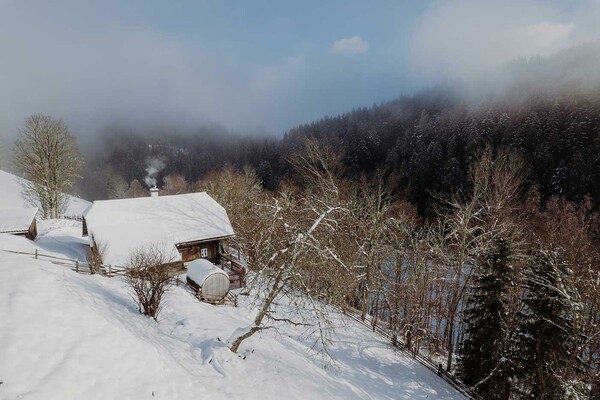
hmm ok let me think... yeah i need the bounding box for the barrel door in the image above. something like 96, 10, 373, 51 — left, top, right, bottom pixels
202, 274, 230, 302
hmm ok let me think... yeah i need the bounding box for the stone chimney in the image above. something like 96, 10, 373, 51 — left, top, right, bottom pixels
150, 187, 159, 198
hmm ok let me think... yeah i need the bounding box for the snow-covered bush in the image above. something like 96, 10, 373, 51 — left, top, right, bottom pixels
125, 245, 175, 321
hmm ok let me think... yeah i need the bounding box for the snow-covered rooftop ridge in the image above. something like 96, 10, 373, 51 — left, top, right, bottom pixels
85, 192, 235, 266
0, 169, 91, 216
0, 207, 38, 233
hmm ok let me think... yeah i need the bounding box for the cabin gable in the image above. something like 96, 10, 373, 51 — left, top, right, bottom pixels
0, 207, 38, 241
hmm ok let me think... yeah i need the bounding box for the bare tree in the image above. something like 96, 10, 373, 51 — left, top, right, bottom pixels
163, 174, 189, 195
13, 114, 83, 218
199, 166, 265, 264
347, 174, 396, 320
229, 141, 349, 357
127, 179, 147, 198
106, 174, 129, 199
125, 245, 175, 321
228, 190, 346, 355
381, 204, 429, 351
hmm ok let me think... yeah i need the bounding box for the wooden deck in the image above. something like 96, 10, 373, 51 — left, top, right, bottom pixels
220, 253, 246, 289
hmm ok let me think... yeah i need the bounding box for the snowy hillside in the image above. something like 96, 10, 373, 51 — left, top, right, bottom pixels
0, 229, 463, 400
0, 169, 90, 215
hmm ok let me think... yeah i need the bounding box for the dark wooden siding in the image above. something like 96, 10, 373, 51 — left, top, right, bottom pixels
176, 240, 221, 264
27, 219, 37, 240
12, 219, 37, 240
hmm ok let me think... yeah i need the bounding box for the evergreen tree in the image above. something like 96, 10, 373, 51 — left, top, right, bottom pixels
458, 237, 515, 399
256, 160, 275, 190
514, 248, 582, 399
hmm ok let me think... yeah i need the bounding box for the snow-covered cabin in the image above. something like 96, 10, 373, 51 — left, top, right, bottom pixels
83, 191, 235, 267
0, 207, 38, 240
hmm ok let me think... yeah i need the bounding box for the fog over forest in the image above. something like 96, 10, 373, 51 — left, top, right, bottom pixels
73, 41, 600, 208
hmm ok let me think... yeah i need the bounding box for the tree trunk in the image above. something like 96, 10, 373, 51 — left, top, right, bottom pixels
446, 314, 455, 372
229, 267, 285, 353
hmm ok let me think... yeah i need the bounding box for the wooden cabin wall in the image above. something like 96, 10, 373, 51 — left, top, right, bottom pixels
176, 240, 220, 264
26, 219, 37, 240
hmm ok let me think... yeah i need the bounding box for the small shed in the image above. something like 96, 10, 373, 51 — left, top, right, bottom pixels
0, 207, 38, 240
187, 259, 230, 303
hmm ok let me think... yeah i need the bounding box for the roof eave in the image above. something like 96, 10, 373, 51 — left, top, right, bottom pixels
0, 229, 29, 234
175, 234, 235, 247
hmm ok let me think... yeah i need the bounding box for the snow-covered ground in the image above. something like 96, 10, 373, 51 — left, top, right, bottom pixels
0, 169, 90, 215
0, 224, 463, 400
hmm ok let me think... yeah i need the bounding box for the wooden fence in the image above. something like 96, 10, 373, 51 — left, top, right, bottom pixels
58, 215, 84, 222
5, 248, 222, 292
2, 249, 127, 276
220, 252, 246, 289
339, 306, 484, 400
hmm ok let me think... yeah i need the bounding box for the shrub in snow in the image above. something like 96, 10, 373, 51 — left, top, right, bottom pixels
125, 245, 175, 321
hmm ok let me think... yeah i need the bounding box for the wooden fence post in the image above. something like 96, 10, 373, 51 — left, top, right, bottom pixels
35, 249, 38, 259
75, 260, 79, 273
108, 265, 112, 277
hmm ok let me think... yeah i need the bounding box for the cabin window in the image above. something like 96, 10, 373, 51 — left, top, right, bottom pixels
201, 247, 208, 258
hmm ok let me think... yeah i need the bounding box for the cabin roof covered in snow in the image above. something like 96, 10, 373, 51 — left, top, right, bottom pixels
84, 192, 234, 266
0, 207, 38, 233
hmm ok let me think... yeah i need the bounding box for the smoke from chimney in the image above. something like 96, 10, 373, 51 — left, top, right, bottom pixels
143, 156, 166, 187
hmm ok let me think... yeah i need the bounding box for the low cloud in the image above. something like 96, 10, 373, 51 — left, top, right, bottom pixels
0, 2, 380, 141
410, 0, 600, 81
331, 36, 369, 55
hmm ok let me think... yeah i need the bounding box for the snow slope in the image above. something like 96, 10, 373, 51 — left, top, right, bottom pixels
0, 169, 90, 215
0, 231, 463, 400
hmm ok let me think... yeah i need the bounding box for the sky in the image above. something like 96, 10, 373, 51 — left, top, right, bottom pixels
0, 0, 599, 143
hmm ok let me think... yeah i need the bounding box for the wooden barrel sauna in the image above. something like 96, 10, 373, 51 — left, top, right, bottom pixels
186, 259, 230, 303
